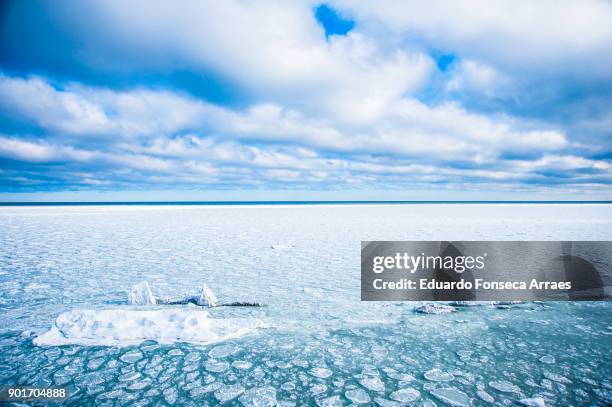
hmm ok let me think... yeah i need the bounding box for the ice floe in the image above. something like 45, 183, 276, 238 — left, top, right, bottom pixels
128, 281, 156, 305
424, 368, 454, 382
359, 375, 385, 392
239, 386, 277, 407
542, 371, 571, 384
538, 355, 555, 364
316, 395, 342, 407
214, 384, 245, 403
373, 397, 402, 407
309, 367, 333, 379
476, 389, 495, 403
33, 308, 265, 346
414, 304, 456, 314
389, 387, 420, 403
430, 387, 471, 406
232, 360, 253, 370
197, 284, 220, 307
489, 380, 522, 393
520, 397, 547, 407
345, 388, 371, 404
205, 359, 230, 373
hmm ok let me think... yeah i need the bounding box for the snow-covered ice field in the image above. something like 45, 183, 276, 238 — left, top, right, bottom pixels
0, 204, 611, 406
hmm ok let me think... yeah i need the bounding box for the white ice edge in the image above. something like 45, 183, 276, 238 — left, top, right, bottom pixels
33, 309, 265, 347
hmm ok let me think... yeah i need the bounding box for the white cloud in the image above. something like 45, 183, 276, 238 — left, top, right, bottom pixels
47, 0, 432, 123
333, 0, 612, 77
446, 60, 513, 97
0, 136, 95, 163
515, 155, 612, 171
0, 76, 109, 135
0, 74, 569, 164
0, 75, 212, 137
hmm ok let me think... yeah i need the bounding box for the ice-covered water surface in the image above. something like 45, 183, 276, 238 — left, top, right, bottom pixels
1, 204, 611, 406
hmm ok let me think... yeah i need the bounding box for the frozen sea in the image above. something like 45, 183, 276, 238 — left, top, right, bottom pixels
0, 203, 611, 406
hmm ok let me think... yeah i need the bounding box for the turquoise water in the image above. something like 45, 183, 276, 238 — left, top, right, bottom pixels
1, 204, 611, 406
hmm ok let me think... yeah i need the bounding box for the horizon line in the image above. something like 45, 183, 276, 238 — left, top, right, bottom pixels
1, 200, 612, 206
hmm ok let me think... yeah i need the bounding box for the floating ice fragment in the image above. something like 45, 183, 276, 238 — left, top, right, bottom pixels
128, 281, 156, 305
542, 371, 571, 384
494, 301, 524, 306
476, 389, 494, 403
345, 388, 371, 404
538, 355, 555, 364
281, 382, 296, 391
239, 386, 277, 407
127, 378, 151, 390
232, 360, 252, 370
519, 397, 546, 407
414, 304, 456, 314
87, 357, 105, 370
310, 384, 328, 395
118, 371, 141, 382
316, 395, 342, 407
456, 350, 473, 360
430, 387, 471, 407
359, 375, 385, 392
450, 301, 493, 306
120, 349, 143, 363
489, 380, 521, 393
20, 330, 34, 338
214, 384, 245, 403
34, 309, 264, 346
309, 367, 333, 379
389, 387, 420, 403
386, 371, 415, 382
373, 397, 402, 407
163, 387, 178, 405
205, 359, 230, 373
208, 344, 236, 358
199, 382, 222, 394
424, 368, 454, 382
197, 284, 219, 307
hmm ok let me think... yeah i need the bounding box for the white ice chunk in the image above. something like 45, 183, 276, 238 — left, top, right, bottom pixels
489, 380, 522, 393
345, 388, 371, 404
33, 309, 265, 346
542, 371, 571, 384
359, 375, 385, 392
316, 395, 342, 407
538, 355, 555, 364
389, 387, 420, 403
214, 384, 245, 403
520, 397, 546, 407
128, 281, 156, 305
239, 386, 277, 407
309, 367, 333, 379
430, 387, 471, 407
414, 304, 456, 314
197, 284, 220, 307
424, 368, 454, 382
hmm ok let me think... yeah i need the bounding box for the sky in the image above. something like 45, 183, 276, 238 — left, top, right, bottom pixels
0, 0, 611, 201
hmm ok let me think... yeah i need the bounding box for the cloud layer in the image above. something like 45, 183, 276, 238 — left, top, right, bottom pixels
0, 0, 610, 198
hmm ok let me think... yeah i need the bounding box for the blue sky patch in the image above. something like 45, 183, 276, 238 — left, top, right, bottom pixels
314, 4, 355, 38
